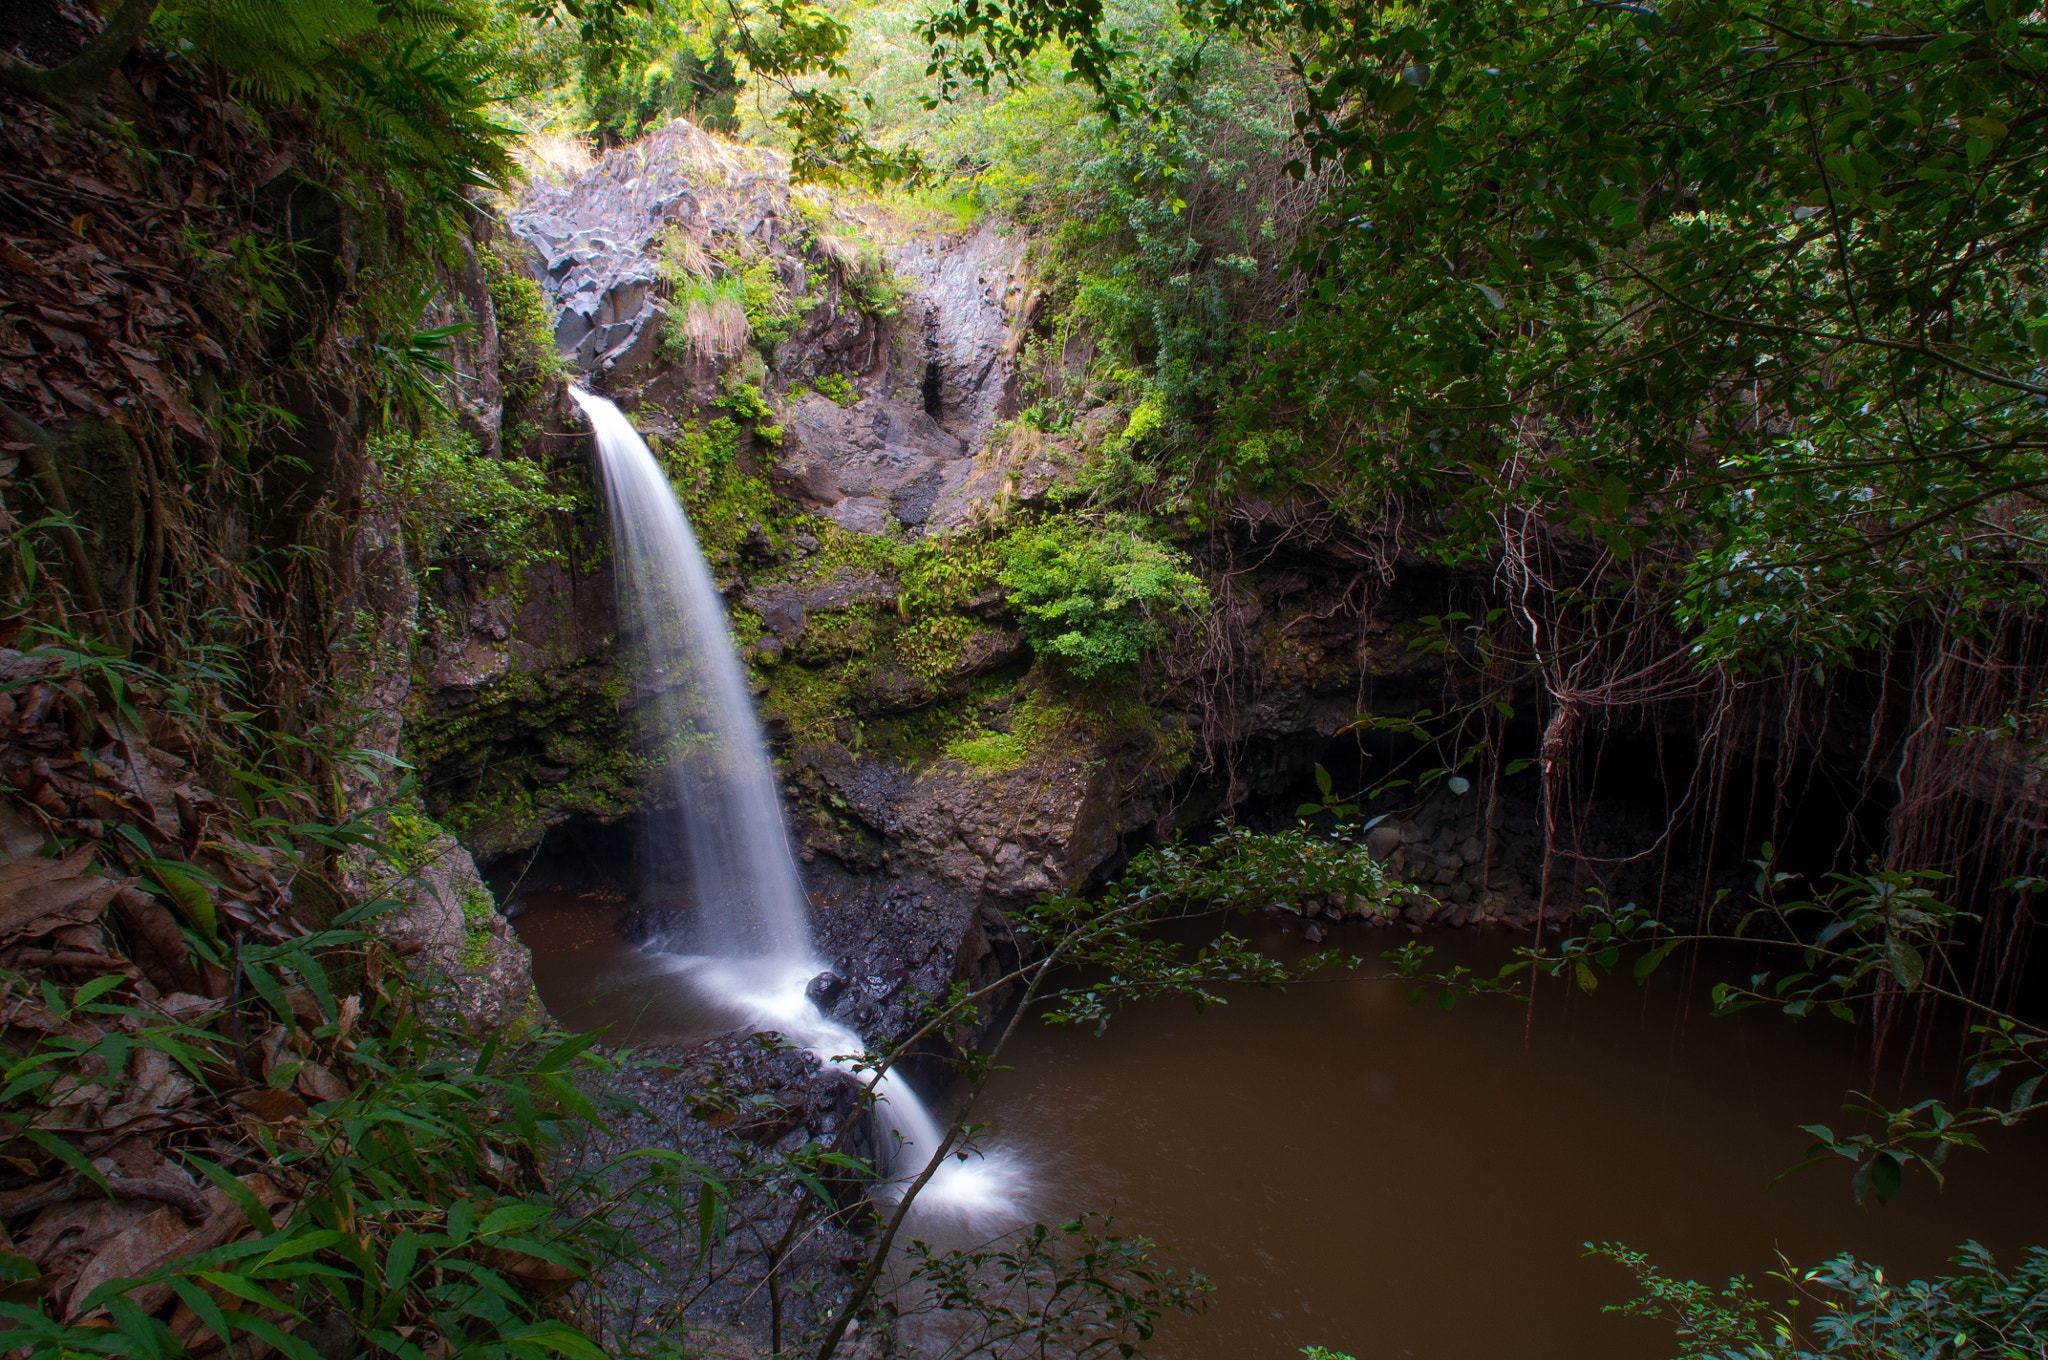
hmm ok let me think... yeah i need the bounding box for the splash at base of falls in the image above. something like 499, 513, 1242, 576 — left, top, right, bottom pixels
571, 386, 1028, 1228
649, 952, 1030, 1225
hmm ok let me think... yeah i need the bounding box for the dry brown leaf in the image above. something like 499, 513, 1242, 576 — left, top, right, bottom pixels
111, 888, 199, 995
113, 353, 210, 445
252, 1024, 291, 1079
293, 1062, 346, 1104
66, 1173, 288, 1320
0, 847, 93, 898
0, 867, 126, 942
63, 1201, 186, 1318
228, 1086, 306, 1126
279, 985, 323, 1026
480, 1245, 583, 1299
42, 376, 112, 418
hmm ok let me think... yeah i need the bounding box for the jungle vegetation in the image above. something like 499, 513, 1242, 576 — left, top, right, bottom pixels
2, 0, 2046, 1356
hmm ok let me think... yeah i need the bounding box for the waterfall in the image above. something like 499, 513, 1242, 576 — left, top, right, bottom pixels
571, 388, 1019, 1218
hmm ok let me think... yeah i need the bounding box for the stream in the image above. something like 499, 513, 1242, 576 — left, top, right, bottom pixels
511, 889, 2048, 1359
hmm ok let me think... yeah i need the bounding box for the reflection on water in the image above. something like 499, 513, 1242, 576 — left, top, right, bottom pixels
515, 896, 2048, 1360
967, 918, 2048, 1360
511, 887, 748, 1042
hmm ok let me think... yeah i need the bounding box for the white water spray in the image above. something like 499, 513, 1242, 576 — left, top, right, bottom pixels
572, 388, 1021, 1219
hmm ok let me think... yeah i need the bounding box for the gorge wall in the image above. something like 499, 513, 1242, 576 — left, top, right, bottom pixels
406, 119, 1706, 1008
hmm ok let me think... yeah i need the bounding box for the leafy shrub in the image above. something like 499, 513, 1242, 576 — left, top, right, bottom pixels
996, 518, 1207, 676
373, 423, 568, 568
484, 235, 564, 415
383, 800, 446, 872
840, 244, 908, 318
1592, 1240, 2048, 1360
728, 252, 800, 351
809, 372, 858, 407
1122, 824, 1397, 918
895, 614, 979, 681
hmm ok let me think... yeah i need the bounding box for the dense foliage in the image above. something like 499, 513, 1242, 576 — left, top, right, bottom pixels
1596, 1240, 2048, 1360
995, 518, 1207, 677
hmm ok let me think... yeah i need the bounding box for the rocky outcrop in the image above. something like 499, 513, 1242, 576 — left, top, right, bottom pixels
510, 121, 793, 378
371, 829, 539, 1034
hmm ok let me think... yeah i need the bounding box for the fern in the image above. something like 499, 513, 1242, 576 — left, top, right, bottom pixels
148, 0, 520, 199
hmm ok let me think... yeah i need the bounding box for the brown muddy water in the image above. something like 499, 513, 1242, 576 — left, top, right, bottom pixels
513, 894, 2048, 1360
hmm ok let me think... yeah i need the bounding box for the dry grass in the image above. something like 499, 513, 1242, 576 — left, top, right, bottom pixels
812, 231, 862, 268
684, 294, 749, 358
646, 116, 785, 183
509, 107, 593, 183
663, 230, 712, 279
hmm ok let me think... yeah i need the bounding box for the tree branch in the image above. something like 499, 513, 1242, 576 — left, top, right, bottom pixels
0, 0, 162, 125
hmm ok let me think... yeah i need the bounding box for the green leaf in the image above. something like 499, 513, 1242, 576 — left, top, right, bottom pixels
185, 1156, 274, 1233
696, 1179, 719, 1257
383, 1229, 421, 1293
169, 1280, 236, 1350
1632, 939, 1681, 983
1573, 958, 1597, 994
1866, 1151, 1904, 1205
499, 1323, 608, 1360
139, 860, 216, 937
69, 974, 125, 1010
198, 1270, 296, 1315
1885, 934, 1924, 991
255, 1229, 354, 1268
27, 1128, 107, 1192
478, 1203, 549, 1238
236, 1315, 322, 1360
533, 1030, 604, 1075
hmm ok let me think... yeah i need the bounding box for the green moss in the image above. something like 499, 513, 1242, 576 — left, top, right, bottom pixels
408, 662, 660, 858
793, 608, 879, 663
947, 728, 1029, 770
485, 236, 565, 416
894, 614, 978, 680
652, 415, 784, 569
943, 686, 1071, 771
460, 883, 495, 925
384, 800, 445, 871
759, 521, 912, 588
760, 662, 851, 746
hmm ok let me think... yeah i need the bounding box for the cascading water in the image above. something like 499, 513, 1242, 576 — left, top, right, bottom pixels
571, 387, 1020, 1219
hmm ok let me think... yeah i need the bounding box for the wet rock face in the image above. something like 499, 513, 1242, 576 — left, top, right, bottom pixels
508, 118, 1046, 538
510, 121, 794, 379
889, 224, 1031, 457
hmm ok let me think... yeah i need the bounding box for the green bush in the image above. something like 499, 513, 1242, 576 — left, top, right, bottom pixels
1592, 1240, 2048, 1360
374, 423, 568, 568
995, 518, 1207, 676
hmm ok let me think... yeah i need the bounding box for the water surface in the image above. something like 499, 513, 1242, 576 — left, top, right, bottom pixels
966, 918, 2048, 1360
513, 898, 2048, 1359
